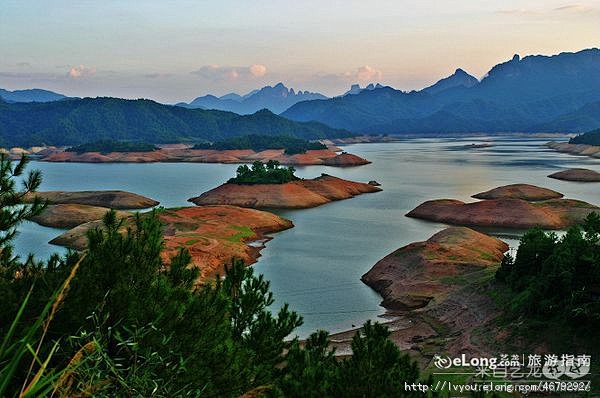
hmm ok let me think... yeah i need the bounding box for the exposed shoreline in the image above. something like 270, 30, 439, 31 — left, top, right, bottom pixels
3, 145, 371, 167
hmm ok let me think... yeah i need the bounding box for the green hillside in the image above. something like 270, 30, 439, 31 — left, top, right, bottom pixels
0, 97, 350, 146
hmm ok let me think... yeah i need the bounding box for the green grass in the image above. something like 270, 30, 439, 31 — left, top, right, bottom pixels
225, 225, 255, 243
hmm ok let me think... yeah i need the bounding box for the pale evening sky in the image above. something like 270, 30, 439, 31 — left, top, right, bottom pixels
1, 0, 599, 103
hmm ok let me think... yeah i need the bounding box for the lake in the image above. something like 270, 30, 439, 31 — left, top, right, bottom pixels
13, 137, 600, 337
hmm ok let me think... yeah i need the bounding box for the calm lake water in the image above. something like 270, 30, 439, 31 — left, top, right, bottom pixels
14, 137, 600, 337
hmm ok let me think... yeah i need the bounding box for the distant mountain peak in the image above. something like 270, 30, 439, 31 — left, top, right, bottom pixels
342, 83, 384, 96
179, 83, 327, 114
0, 87, 68, 103
422, 68, 478, 94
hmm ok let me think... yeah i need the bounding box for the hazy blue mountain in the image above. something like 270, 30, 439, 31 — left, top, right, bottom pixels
422, 68, 478, 94
219, 93, 243, 101
528, 101, 600, 133
0, 88, 68, 103
0, 97, 350, 147
283, 48, 600, 134
342, 83, 384, 96
178, 83, 327, 114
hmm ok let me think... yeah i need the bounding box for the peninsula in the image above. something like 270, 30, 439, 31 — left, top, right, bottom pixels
26, 136, 371, 166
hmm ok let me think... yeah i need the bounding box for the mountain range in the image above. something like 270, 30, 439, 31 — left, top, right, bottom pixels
0, 88, 69, 103
176, 83, 327, 114
0, 97, 349, 147
2, 48, 599, 140
282, 48, 600, 134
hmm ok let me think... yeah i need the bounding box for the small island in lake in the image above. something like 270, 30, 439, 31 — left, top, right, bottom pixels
407, 184, 598, 229
471, 183, 563, 201
548, 168, 600, 182
31, 204, 132, 229
23, 190, 159, 209
188, 160, 381, 209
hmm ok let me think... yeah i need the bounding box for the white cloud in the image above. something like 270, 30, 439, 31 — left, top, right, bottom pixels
249, 64, 267, 77
553, 4, 594, 12
356, 65, 382, 82
67, 65, 96, 78
496, 3, 594, 16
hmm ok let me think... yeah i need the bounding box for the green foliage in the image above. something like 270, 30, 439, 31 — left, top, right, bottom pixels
569, 128, 600, 145
0, 159, 426, 396
66, 139, 158, 153
193, 134, 327, 154
228, 160, 300, 184
276, 322, 423, 397
0, 154, 45, 267
496, 212, 600, 335
0, 97, 350, 146
335, 321, 421, 397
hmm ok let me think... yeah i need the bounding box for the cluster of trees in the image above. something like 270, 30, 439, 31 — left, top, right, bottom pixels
569, 128, 600, 145
66, 140, 158, 154
193, 134, 327, 155
229, 160, 300, 185
0, 98, 350, 147
0, 154, 432, 397
496, 212, 600, 336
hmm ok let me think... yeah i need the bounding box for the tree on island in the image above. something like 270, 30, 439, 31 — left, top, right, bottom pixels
66, 139, 158, 154
193, 134, 327, 155
0, 155, 429, 397
228, 160, 300, 184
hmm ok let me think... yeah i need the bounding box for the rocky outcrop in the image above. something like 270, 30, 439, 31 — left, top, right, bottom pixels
50, 206, 293, 280
472, 183, 563, 201
362, 227, 508, 311
322, 152, 370, 166
546, 142, 600, 159
40, 147, 371, 167
188, 174, 381, 209
30, 204, 130, 229
323, 228, 511, 363
23, 190, 159, 209
548, 168, 600, 182
407, 198, 598, 229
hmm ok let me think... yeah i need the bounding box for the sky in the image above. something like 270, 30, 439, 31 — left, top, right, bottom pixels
1, 0, 599, 103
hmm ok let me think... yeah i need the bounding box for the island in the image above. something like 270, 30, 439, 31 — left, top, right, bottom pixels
49, 205, 293, 280
188, 161, 381, 209
33, 135, 371, 166
30, 204, 131, 229
471, 183, 563, 201
23, 190, 159, 209
407, 184, 598, 229
548, 168, 600, 182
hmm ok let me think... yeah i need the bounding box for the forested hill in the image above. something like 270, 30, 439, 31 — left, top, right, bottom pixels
0, 97, 350, 147
569, 128, 600, 145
